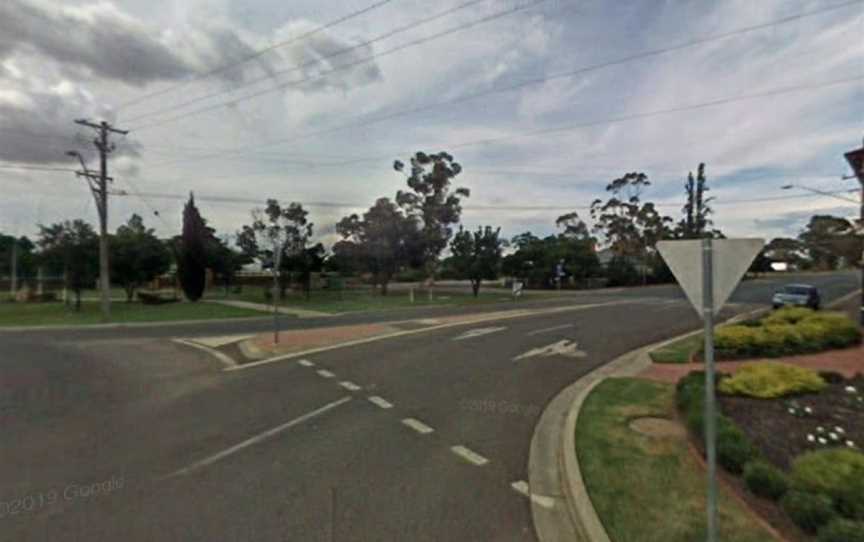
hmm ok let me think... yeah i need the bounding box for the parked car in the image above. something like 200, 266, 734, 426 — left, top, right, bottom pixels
772, 283, 821, 310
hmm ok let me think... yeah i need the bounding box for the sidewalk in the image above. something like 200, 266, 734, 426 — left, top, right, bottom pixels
205, 299, 333, 318
639, 344, 864, 383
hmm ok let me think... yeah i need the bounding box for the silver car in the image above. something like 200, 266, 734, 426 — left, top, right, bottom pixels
772, 284, 821, 310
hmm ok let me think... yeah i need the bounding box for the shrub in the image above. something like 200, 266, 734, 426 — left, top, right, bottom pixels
744, 461, 789, 500
817, 518, 864, 542
717, 420, 759, 474
765, 306, 815, 325
715, 325, 761, 356
137, 291, 178, 305
676, 371, 705, 411
792, 449, 864, 520
718, 362, 826, 399
805, 313, 862, 348
781, 490, 837, 533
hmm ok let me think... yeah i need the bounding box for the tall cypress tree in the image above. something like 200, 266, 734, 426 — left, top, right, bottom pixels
178, 192, 206, 301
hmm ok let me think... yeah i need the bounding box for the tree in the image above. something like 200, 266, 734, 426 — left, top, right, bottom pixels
590, 172, 673, 283
110, 214, 171, 302
764, 237, 805, 268
37, 220, 99, 310
677, 163, 721, 239
207, 235, 252, 295
394, 151, 470, 280
283, 242, 325, 299
0, 234, 36, 281
176, 193, 208, 301
236, 199, 313, 299
450, 226, 504, 297
798, 215, 859, 270
336, 198, 421, 295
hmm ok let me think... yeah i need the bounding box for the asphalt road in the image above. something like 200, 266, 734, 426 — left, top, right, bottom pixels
0, 271, 857, 541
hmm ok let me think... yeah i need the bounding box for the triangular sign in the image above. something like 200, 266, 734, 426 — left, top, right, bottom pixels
657, 239, 764, 319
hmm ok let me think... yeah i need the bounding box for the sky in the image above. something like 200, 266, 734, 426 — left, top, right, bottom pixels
0, 0, 862, 249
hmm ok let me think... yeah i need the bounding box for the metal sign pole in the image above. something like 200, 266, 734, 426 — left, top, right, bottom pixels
702, 237, 717, 542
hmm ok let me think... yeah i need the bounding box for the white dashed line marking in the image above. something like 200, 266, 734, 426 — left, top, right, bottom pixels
298, 359, 314, 367
316, 369, 335, 378
450, 445, 489, 466
401, 418, 434, 434
511, 480, 555, 509
339, 381, 361, 391
367, 396, 393, 409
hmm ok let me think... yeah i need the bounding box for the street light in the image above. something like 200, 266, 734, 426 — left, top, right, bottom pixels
843, 137, 864, 325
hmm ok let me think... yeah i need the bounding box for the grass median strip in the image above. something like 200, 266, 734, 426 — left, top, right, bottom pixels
648, 333, 702, 364
575, 377, 777, 542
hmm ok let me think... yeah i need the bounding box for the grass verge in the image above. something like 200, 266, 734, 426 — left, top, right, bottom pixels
206, 287, 526, 314
648, 333, 702, 364
575, 377, 777, 542
0, 300, 265, 327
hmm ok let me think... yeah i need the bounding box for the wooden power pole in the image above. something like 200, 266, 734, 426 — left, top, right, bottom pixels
70, 119, 128, 322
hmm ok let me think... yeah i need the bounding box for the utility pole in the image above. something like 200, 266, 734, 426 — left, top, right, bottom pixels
69, 119, 128, 322
843, 137, 864, 325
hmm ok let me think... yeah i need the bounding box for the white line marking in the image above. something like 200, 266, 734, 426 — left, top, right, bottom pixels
172, 338, 235, 368
513, 340, 587, 362
526, 324, 573, 336
298, 359, 314, 367
401, 418, 434, 434
316, 369, 335, 378
511, 480, 555, 509
339, 381, 361, 391
162, 396, 352, 478
452, 326, 507, 341
368, 396, 393, 409
450, 445, 489, 466
224, 301, 627, 372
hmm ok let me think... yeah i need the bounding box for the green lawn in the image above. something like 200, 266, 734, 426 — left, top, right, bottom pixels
575, 378, 777, 542
206, 286, 527, 314
648, 333, 703, 363
0, 300, 265, 327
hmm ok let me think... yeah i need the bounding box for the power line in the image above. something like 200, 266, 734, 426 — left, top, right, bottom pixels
116, 0, 397, 111
135, 0, 863, 149
127, 0, 549, 129
0, 164, 76, 172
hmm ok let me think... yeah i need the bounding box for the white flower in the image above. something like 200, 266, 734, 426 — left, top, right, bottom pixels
788, 408, 795, 414
818, 437, 827, 444
846, 386, 858, 393
804, 407, 813, 414
817, 426, 825, 433
829, 432, 838, 440
847, 440, 856, 448
835, 426, 845, 434
807, 434, 816, 442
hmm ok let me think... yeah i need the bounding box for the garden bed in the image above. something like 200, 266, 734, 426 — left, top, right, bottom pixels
719, 374, 863, 470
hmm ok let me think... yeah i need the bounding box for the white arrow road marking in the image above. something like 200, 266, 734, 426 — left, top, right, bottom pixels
452, 326, 507, 341
513, 340, 587, 362
511, 480, 555, 509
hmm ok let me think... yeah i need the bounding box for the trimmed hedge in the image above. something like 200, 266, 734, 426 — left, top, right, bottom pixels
743, 461, 789, 500
781, 490, 837, 534
714, 309, 861, 359
817, 518, 864, 542
675, 371, 759, 473
718, 362, 826, 399
791, 449, 864, 520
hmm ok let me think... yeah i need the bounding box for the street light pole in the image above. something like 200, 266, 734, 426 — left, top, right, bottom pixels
843, 139, 864, 326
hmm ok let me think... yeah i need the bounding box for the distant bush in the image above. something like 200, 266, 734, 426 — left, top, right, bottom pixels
817, 518, 864, 542
792, 449, 864, 520
744, 461, 789, 500
718, 362, 826, 399
781, 490, 837, 534
137, 291, 178, 305
764, 306, 816, 325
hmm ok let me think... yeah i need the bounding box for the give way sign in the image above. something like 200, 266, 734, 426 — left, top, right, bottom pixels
657, 239, 764, 318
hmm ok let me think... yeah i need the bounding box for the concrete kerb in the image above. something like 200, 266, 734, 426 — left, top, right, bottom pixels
531, 305, 769, 542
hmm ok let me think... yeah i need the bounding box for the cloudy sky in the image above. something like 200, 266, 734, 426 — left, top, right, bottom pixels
1, 0, 862, 248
